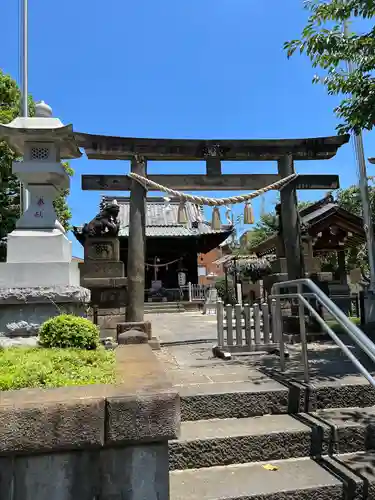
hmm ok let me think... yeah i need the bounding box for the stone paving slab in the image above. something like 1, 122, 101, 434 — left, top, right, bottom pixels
167, 365, 274, 387
314, 405, 375, 426
174, 414, 309, 442
148, 312, 217, 344
338, 451, 375, 482
156, 339, 375, 389
178, 379, 288, 397
167, 371, 213, 386
152, 314, 375, 396
170, 457, 343, 500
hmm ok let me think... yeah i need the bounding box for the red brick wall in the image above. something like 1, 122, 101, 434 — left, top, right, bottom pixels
197, 247, 224, 285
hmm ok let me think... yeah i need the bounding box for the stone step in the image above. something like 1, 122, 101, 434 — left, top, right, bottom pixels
145, 301, 183, 307
180, 379, 375, 421
170, 453, 369, 500
144, 302, 185, 313
144, 303, 182, 307
169, 407, 375, 470
180, 380, 288, 421
145, 307, 183, 314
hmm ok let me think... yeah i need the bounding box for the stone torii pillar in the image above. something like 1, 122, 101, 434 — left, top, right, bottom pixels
117, 155, 154, 344
278, 153, 305, 279
126, 156, 147, 323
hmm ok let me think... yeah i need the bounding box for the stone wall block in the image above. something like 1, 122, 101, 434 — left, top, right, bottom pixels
0, 396, 105, 454
106, 389, 180, 444
12, 451, 100, 500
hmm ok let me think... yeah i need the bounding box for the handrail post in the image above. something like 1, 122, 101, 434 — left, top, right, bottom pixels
269, 278, 375, 388
217, 300, 224, 347
297, 284, 310, 383
276, 296, 285, 371
271, 299, 277, 344
262, 302, 270, 345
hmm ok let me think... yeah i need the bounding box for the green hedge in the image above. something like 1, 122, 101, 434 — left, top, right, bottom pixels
39, 314, 100, 350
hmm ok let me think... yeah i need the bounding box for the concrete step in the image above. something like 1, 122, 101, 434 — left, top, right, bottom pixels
180, 380, 288, 421
144, 302, 185, 314
180, 379, 375, 421
145, 308, 183, 314
145, 301, 184, 307
169, 407, 375, 470
170, 454, 365, 500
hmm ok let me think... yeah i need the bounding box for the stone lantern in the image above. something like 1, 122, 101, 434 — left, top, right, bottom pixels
0, 102, 90, 339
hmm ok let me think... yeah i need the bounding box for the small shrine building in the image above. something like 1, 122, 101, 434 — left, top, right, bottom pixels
74, 196, 232, 295
248, 195, 366, 310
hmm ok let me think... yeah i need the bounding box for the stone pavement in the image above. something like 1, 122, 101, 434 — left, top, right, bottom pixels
148, 312, 218, 344
152, 312, 375, 388
151, 313, 375, 500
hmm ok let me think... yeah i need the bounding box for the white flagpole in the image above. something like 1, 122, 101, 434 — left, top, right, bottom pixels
20, 0, 29, 212
21, 0, 28, 118
344, 20, 375, 292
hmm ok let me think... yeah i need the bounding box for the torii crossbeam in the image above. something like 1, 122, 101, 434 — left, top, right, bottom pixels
77, 132, 349, 324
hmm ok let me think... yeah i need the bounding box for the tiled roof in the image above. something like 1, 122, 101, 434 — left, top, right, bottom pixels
249, 196, 365, 255
102, 196, 231, 238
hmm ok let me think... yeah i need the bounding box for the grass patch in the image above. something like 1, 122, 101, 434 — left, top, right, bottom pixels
0, 347, 116, 391
326, 316, 361, 334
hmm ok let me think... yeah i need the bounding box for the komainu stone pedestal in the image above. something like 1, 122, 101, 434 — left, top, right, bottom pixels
80, 237, 127, 339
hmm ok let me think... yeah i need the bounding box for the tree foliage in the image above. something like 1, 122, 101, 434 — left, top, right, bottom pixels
284, 0, 375, 134
242, 213, 278, 249
54, 162, 74, 232
0, 70, 25, 260
242, 201, 312, 250
228, 258, 272, 283
0, 69, 72, 261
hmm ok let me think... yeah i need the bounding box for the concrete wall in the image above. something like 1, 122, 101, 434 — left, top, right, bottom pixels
0, 345, 180, 500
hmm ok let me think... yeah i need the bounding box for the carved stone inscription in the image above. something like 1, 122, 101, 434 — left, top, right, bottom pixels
91, 288, 127, 308
79, 261, 124, 279
84, 237, 120, 262
88, 242, 114, 260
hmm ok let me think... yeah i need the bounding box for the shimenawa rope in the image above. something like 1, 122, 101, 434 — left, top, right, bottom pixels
128, 172, 298, 207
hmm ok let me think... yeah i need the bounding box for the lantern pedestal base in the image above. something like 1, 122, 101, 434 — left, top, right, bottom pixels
6, 229, 72, 264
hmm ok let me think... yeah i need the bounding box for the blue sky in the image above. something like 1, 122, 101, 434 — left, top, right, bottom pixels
1, 0, 373, 258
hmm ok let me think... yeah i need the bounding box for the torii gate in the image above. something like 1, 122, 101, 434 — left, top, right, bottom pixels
75, 133, 349, 324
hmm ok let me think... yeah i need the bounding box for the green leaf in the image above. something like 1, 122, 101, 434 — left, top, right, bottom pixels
284, 0, 375, 134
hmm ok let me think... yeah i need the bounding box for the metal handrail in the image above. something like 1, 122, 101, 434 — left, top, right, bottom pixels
270, 278, 375, 388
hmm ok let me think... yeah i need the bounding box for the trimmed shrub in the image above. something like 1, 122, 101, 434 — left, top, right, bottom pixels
39, 315, 100, 350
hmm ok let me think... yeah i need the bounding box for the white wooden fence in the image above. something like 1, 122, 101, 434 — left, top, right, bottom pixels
216, 300, 279, 353
181, 283, 209, 302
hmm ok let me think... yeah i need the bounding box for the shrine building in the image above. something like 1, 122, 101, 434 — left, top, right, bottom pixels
74, 196, 232, 296
247, 195, 366, 313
